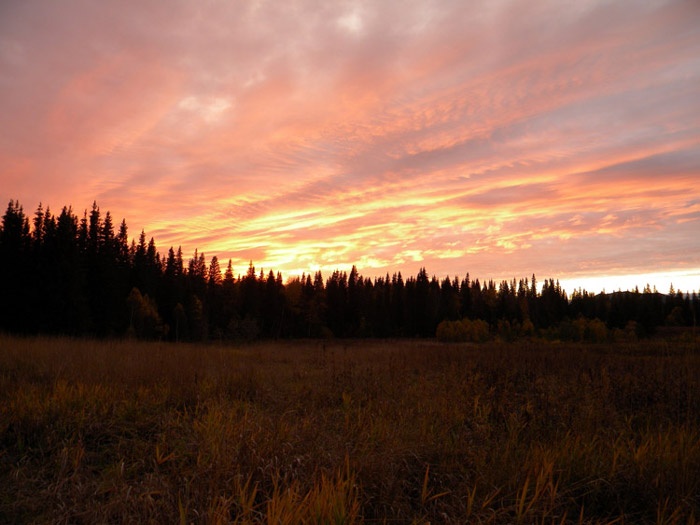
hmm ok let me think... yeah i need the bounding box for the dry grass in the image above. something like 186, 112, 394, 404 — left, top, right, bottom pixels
1, 335, 699, 523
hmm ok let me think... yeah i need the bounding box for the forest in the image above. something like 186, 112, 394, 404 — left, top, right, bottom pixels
0, 200, 697, 342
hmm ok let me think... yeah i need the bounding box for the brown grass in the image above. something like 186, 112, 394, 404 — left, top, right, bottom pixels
1, 335, 699, 523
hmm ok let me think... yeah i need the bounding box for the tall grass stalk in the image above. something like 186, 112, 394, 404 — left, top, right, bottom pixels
1, 335, 699, 523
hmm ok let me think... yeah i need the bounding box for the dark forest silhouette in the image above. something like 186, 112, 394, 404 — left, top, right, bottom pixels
1, 200, 697, 341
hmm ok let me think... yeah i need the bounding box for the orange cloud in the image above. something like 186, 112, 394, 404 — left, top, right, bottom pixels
1, 0, 699, 293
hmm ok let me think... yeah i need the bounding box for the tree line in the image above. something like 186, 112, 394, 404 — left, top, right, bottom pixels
1, 200, 697, 341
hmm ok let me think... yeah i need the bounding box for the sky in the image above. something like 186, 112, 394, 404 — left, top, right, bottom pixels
1, 0, 699, 294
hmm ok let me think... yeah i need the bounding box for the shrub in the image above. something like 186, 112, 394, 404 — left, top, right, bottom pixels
436, 319, 467, 342
520, 318, 535, 337
436, 318, 491, 342
585, 318, 608, 343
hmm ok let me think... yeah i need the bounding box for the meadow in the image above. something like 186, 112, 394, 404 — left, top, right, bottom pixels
1, 335, 699, 524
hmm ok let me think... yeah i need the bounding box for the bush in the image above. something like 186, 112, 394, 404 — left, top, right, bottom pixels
126, 287, 167, 339
520, 318, 535, 337
555, 317, 608, 343
227, 316, 260, 342
436, 320, 467, 342
466, 318, 490, 342
436, 318, 490, 342
585, 318, 608, 343
496, 319, 517, 342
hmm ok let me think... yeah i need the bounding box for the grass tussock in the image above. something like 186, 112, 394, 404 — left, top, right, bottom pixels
1, 334, 699, 523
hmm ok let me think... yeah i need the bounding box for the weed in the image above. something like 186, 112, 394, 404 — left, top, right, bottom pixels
1, 335, 699, 523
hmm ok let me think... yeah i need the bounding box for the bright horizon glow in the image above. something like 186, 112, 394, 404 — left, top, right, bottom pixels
1, 1, 699, 296
559, 270, 700, 296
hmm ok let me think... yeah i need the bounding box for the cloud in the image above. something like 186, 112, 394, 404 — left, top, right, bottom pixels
1, 0, 699, 292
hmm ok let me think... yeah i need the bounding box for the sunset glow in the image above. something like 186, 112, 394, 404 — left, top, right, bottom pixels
1, 0, 699, 293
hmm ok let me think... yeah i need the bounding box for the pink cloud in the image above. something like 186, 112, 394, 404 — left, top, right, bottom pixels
1, 0, 699, 292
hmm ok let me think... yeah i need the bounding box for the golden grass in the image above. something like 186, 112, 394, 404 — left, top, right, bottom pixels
1, 335, 699, 523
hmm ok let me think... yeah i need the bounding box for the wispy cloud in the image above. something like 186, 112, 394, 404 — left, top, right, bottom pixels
1, 0, 699, 292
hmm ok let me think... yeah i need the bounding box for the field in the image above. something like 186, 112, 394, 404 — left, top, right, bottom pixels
1, 335, 699, 524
